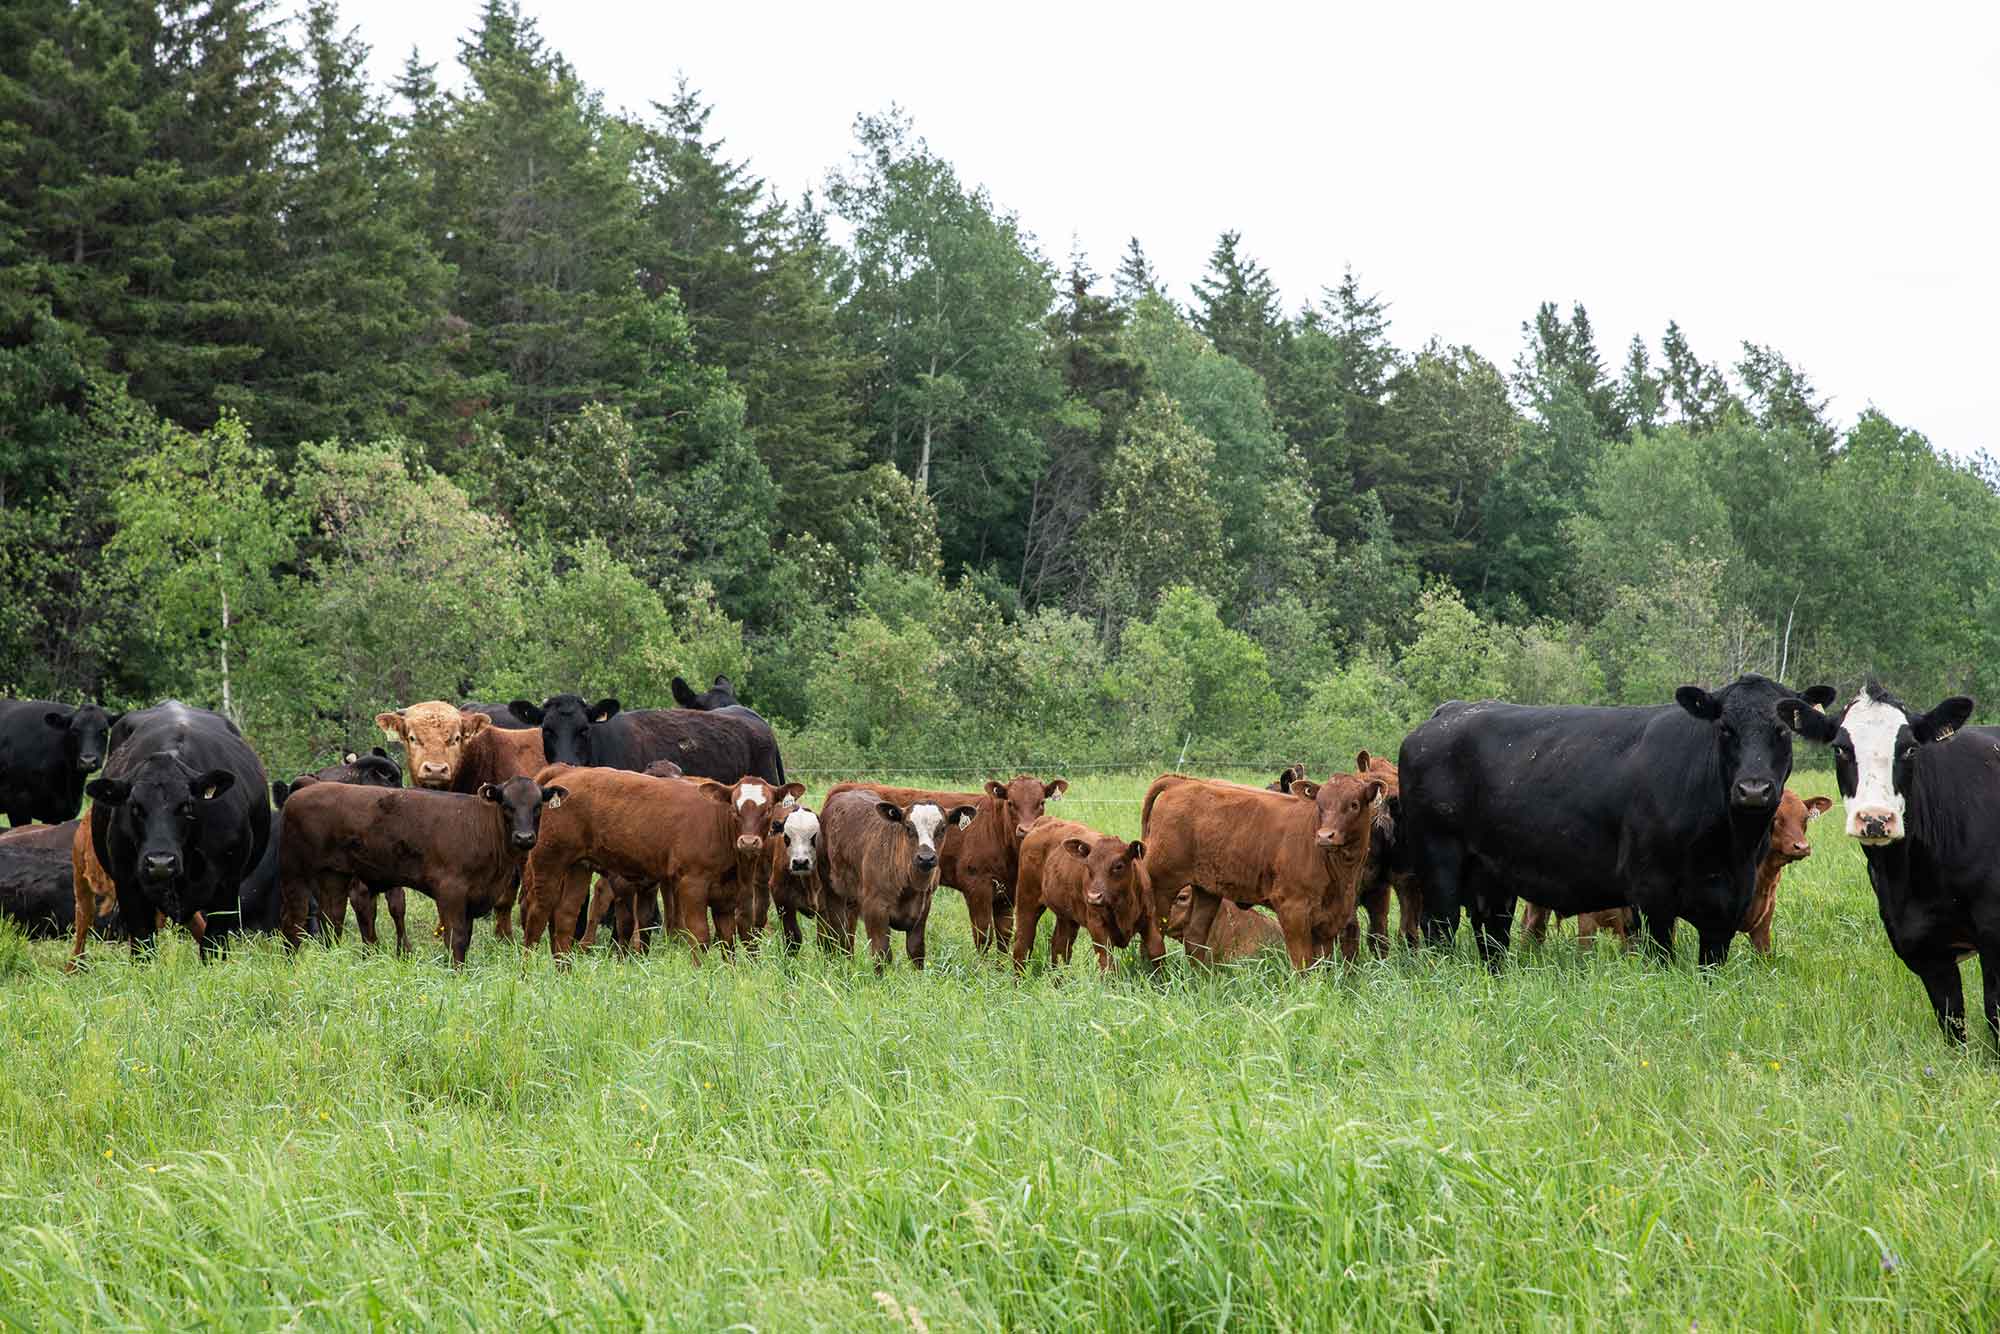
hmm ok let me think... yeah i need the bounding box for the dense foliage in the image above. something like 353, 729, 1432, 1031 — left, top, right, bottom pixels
5, 1, 1996, 777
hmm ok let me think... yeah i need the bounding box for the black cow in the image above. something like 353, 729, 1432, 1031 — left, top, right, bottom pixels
507, 694, 780, 783
0, 700, 117, 826
1398, 675, 1836, 967
668, 676, 787, 782
85, 702, 270, 959
0, 821, 81, 938
461, 701, 538, 729
237, 749, 403, 936
1779, 682, 1994, 1045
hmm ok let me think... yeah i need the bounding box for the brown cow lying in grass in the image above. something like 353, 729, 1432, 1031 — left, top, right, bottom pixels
819, 789, 977, 971
1011, 818, 1163, 973
1519, 789, 1832, 955
821, 775, 1064, 954
279, 775, 565, 964
1141, 770, 1384, 970
1164, 887, 1285, 961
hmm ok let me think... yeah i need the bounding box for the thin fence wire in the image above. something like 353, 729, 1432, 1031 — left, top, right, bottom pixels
784, 758, 1305, 779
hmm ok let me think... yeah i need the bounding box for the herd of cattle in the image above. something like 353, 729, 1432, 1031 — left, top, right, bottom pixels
2, 672, 1997, 1048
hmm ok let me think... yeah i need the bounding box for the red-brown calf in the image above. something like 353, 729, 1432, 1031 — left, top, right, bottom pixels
1165, 887, 1285, 962
1012, 818, 1163, 973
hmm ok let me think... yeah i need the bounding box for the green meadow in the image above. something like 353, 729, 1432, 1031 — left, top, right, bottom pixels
2, 769, 1996, 1331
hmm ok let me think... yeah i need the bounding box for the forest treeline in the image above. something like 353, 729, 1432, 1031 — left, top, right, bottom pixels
4, 0, 1997, 775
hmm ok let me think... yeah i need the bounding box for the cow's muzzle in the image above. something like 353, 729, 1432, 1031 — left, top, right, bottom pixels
914, 851, 937, 871
789, 857, 814, 874
142, 852, 180, 882
1315, 830, 1344, 849
1731, 779, 1775, 809
77, 752, 103, 770
510, 831, 539, 851
736, 836, 763, 853
1850, 808, 1900, 844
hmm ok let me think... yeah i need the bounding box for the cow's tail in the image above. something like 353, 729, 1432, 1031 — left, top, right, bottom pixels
1141, 773, 1194, 836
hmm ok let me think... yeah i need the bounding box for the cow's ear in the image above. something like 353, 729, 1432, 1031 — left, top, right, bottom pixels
778, 782, 806, 804
876, 801, 905, 824
540, 785, 567, 809
478, 783, 502, 803
509, 700, 544, 724
44, 709, 71, 731
1914, 696, 1974, 744
1126, 840, 1146, 862
1291, 779, 1320, 802
375, 710, 406, 739
1674, 686, 1722, 721
712, 675, 732, 691
590, 697, 620, 723
463, 711, 493, 737
701, 782, 736, 805
1803, 796, 1834, 818
86, 778, 129, 806
670, 677, 698, 708
190, 769, 235, 802
1777, 697, 1840, 743
1355, 751, 1373, 773
1801, 685, 1837, 711
372, 746, 390, 759
1363, 779, 1386, 805
1061, 838, 1092, 863
950, 804, 978, 829
270, 781, 290, 807
983, 779, 1009, 801
343, 752, 359, 766
1043, 778, 1068, 800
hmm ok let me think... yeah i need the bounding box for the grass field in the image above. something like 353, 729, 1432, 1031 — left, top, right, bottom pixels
2, 767, 1996, 1330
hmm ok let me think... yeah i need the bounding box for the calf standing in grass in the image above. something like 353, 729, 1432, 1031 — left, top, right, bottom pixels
1141, 770, 1383, 970
819, 789, 977, 971
279, 776, 565, 964
762, 804, 833, 954
1011, 818, 1163, 973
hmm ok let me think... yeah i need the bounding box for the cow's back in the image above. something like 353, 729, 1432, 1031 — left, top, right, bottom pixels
613, 709, 767, 782
1141, 777, 1309, 911
454, 726, 545, 792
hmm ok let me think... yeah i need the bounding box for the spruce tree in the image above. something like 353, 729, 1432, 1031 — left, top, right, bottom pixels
1189, 230, 1282, 386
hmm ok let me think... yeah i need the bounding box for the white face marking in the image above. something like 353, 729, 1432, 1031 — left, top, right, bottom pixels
735, 782, 767, 809
908, 802, 947, 853
782, 808, 820, 867
1841, 695, 1907, 840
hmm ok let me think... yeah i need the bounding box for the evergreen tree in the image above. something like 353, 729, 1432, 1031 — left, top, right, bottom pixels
1320, 268, 1399, 460
1514, 301, 1627, 441
1189, 230, 1282, 386
1735, 341, 1836, 459
1617, 334, 1665, 435
1273, 308, 1357, 542
1111, 236, 1160, 308
1660, 320, 1733, 431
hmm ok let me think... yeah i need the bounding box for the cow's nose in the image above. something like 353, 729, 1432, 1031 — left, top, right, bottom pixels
78, 753, 102, 769
791, 858, 812, 873
1086, 890, 1106, 907
511, 831, 538, 849
1315, 830, 1341, 848
736, 836, 762, 852
142, 853, 179, 881
1015, 824, 1033, 840
915, 851, 937, 870
1793, 842, 1810, 855
1732, 779, 1775, 808
1851, 809, 1899, 842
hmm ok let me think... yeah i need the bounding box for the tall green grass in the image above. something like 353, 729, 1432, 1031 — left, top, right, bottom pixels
1, 770, 1994, 1330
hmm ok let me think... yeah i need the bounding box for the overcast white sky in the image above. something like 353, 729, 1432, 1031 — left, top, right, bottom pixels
333, 0, 1999, 458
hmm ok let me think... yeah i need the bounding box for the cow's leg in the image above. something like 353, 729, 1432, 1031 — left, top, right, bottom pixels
675, 878, 713, 963
1576, 911, 1597, 949
905, 919, 927, 970
1090, 929, 1117, 973
385, 885, 410, 954
862, 908, 892, 972
963, 883, 994, 954
193, 912, 219, 963
1639, 908, 1676, 963
1010, 892, 1044, 972
1696, 925, 1734, 969
1274, 901, 1317, 972
991, 885, 1016, 953
1049, 917, 1078, 968
1396, 883, 1424, 949
1468, 886, 1513, 970
1180, 890, 1223, 966
815, 905, 849, 955
582, 875, 620, 949
549, 864, 597, 959
1910, 954, 1967, 1044
313, 877, 350, 942
1980, 947, 2000, 1048
443, 895, 473, 966
780, 903, 804, 954
1519, 901, 1552, 946
1414, 838, 1464, 950
350, 888, 380, 948
68, 893, 93, 972
492, 869, 518, 942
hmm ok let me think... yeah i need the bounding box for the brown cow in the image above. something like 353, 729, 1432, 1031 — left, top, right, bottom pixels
1741, 790, 1832, 955
582, 773, 802, 953
526, 766, 749, 960
279, 776, 565, 964
819, 789, 977, 971
1012, 818, 1163, 973
1141, 770, 1383, 970
1165, 887, 1285, 962
1347, 750, 1422, 959
377, 702, 546, 939
821, 774, 1066, 953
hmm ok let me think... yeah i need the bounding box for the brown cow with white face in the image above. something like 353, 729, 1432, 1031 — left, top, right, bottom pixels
818, 789, 978, 971
1012, 818, 1163, 973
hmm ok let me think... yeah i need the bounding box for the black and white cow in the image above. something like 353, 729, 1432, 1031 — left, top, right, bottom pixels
1398, 675, 1836, 967
1778, 683, 1995, 1045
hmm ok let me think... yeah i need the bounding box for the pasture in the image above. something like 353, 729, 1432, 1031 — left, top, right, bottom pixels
2, 769, 1996, 1330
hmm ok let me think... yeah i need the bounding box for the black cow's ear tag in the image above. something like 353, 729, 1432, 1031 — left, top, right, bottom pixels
202, 783, 222, 801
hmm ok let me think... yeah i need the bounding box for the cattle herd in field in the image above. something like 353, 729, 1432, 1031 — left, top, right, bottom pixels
2, 671, 1998, 1049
